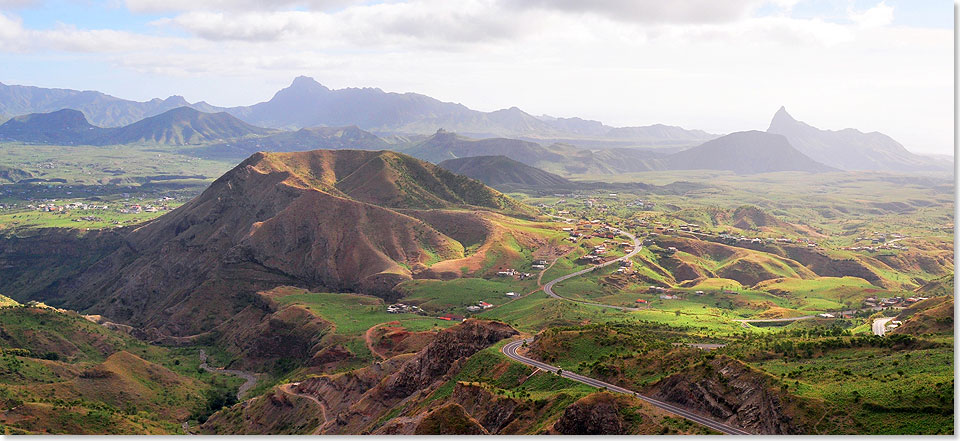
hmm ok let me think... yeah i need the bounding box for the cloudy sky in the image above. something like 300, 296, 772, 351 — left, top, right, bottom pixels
0, 0, 953, 154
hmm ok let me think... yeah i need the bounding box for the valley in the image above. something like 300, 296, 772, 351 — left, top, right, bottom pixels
0, 79, 952, 436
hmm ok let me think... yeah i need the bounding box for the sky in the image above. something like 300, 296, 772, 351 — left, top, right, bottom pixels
0, 0, 954, 154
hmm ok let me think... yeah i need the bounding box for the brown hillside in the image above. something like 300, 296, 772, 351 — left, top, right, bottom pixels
893, 297, 954, 335
50, 150, 532, 337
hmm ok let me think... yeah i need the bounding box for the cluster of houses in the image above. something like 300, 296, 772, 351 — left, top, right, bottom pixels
496, 268, 534, 279
117, 203, 166, 214
716, 233, 819, 248
862, 296, 927, 309
578, 244, 608, 265
386, 303, 423, 314
73, 216, 103, 222
29, 201, 110, 212
465, 301, 494, 312
842, 243, 909, 252
628, 199, 655, 210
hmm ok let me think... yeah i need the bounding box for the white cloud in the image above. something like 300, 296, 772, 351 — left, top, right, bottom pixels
0, 12, 188, 53
124, 0, 355, 13
501, 0, 765, 24
849, 1, 894, 28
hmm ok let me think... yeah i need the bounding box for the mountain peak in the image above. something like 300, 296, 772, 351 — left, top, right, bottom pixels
289, 76, 329, 92
768, 106, 797, 131
163, 95, 190, 106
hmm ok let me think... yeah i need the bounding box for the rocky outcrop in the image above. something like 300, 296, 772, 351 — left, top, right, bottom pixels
646, 356, 810, 434
553, 392, 626, 435
414, 403, 488, 435
200, 388, 325, 435
381, 320, 517, 398
448, 383, 520, 433
295, 319, 517, 434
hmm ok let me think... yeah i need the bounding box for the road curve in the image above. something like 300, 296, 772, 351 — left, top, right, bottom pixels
502, 338, 752, 435
199, 349, 258, 401
873, 317, 894, 336
542, 227, 644, 311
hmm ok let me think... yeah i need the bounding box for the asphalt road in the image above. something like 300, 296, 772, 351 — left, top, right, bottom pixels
501, 338, 752, 435
542, 227, 644, 311
873, 317, 894, 336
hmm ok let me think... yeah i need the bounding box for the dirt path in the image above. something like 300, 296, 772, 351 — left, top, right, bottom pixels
364, 323, 391, 360
198, 350, 258, 401
278, 383, 329, 434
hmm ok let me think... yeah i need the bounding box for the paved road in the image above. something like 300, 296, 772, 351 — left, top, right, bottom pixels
501, 338, 752, 435
542, 226, 644, 312
873, 317, 894, 336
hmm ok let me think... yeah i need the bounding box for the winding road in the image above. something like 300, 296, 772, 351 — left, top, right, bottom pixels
502, 224, 752, 435
501, 338, 752, 435
199, 349, 258, 401
542, 227, 645, 311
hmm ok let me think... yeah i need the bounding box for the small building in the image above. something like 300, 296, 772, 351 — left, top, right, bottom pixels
466, 305, 482, 312
817, 313, 835, 318
505, 292, 518, 297
635, 299, 648, 304
479, 301, 494, 309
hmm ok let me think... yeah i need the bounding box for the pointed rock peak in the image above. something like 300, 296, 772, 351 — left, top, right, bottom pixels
772, 106, 795, 121
768, 106, 799, 132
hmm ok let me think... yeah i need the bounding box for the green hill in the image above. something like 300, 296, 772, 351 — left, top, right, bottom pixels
103, 107, 271, 145
437, 155, 574, 188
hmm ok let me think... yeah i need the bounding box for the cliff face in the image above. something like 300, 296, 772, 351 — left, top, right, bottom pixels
553, 392, 626, 435
199, 388, 325, 435
413, 403, 488, 435
293, 319, 517, 434
380, 320, 517, 399
646, 356, 811, 434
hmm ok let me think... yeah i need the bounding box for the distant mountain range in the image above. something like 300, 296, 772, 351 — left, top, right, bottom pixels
0, 107, 269, 146
0, 82, 221, 127
0, 78, 950, 173
0, 77, 714, 149
194, 125, 391, 159
409, 129, 833, 175
767, 107, 946, 172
